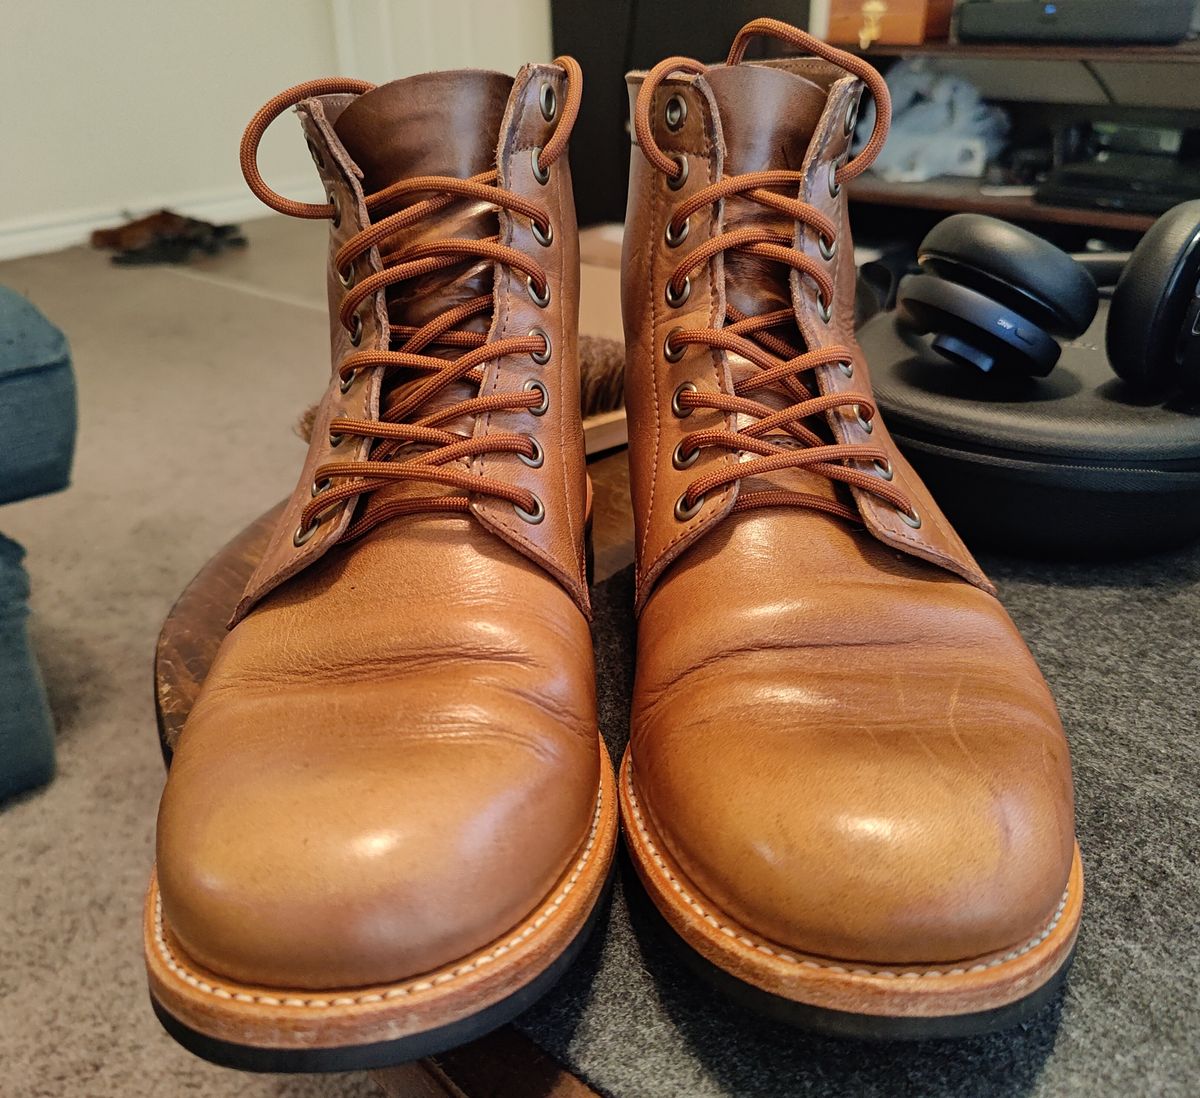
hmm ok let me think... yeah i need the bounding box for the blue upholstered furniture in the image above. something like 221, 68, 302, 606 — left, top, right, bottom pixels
0, 286, 76, 801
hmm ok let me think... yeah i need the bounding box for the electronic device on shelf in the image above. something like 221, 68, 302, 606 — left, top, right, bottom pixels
1036, 122, 1200, 217
955, 0, 1197, 45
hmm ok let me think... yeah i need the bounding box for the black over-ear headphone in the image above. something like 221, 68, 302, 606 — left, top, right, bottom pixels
895, 202, 1200, 392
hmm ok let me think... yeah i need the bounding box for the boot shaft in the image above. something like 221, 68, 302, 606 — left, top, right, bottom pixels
621, 23, 990, 611
234, 62, 590, 622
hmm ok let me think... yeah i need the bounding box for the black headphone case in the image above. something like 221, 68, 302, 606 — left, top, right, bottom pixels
862, 299, 1200, 557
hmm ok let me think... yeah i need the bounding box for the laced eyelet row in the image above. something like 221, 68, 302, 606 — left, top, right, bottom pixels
627, 25, 924, 535
239, 62, 583, 549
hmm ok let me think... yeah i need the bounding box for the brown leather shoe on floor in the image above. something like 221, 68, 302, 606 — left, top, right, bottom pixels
618, 18, 1082, 1039
144, 58, 618, 1072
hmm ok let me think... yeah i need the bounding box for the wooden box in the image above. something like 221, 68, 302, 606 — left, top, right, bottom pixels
823, 0, 955, 48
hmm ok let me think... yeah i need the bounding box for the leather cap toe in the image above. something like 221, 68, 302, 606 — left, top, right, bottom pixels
635, 648, 1074, 966
158, 695, 597, 990
632, 518, 1075, 967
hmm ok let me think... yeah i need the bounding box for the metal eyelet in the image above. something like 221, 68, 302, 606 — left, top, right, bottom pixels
829, 161, 842, 198
329, 430, 344, 447
854, 405, 874, 433
531, 147, 550, 185
328, 189, 341, 228
529, 327, 551, 365
817, 291, 833, 323
664, 216, 689, 248
339, 368, 357, 394
337, 260, 355, 289
667, 153, 689, 191
873, 458, 894, 481
306, 138, 325, 169
527, 277, 551, 308
311, 477, 331, 498
819, 234, 837, 261
348, 313, 363, 346
666, 276, 691, 308
672, 440, 700, 470
293, 517, 321, 547
671, 381, 697, 417
674, 492, 705, 521
524, 378, 549, 415
844, 96, 859, 136
540, 82, 558, 122
899, 505, 922, 529
514, 494, 545, 524
663, 327, 686, 363
839, 360, 855, 378
531, 218, 553, 247
665, 94, 687, 131
519, 436, 544, 468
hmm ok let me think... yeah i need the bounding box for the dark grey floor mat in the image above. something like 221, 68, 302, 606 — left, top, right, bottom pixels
516, 545, 1200, 1098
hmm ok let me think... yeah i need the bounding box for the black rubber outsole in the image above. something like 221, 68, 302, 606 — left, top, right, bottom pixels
151, 871, 612, 1073
626, 869, 1076, 1041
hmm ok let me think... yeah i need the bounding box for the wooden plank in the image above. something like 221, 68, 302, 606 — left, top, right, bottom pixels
583, 407, 628, 455
852, 40, 1200, 64
848, 173, 1157, 233
432, 1028, 600, 1098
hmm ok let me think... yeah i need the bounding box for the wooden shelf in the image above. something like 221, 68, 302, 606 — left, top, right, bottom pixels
847, 173, 1157, 232
849, 39, 1200, 64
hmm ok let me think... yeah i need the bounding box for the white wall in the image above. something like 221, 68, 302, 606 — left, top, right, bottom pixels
0, 0, 552, 259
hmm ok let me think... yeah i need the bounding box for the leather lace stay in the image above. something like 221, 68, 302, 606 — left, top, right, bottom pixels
634, 21, 918, 526
239, 60, 583, 545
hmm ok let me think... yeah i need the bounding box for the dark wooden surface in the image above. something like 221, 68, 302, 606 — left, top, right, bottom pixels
848, 173, 1158, 233
152, 453, 634, 1092
852, 39, 1200, 63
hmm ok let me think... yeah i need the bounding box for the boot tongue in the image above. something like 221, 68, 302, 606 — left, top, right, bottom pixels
333, 70, 514, 352
331, 70, 515, 513
702, 63, 839, 503
334, 69, 512, 191
703, 64, 829, 322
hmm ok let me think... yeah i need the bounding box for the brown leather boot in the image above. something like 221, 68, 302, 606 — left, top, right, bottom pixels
618, 19, 1081, 1038
144, 58, 617, 1070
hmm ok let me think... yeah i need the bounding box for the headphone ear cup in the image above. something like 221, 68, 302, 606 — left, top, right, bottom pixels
896, 271, 1061, 377
917, 213, 1099, 339
1107, 199, 1200, 390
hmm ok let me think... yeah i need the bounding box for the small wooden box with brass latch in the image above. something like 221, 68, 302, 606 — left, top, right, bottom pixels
824, 0, 954, 49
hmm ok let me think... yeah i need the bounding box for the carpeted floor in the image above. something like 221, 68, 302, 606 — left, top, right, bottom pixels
525, 560, 1200, 1097
2, 217, 1197, 1096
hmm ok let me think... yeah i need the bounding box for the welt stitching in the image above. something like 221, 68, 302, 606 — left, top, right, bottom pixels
625, 765, 1069, 979
154, 786, 603, 1008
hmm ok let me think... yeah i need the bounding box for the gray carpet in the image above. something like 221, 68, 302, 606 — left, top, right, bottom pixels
0, 227, 378, 1098
518, 558, 1200, 1097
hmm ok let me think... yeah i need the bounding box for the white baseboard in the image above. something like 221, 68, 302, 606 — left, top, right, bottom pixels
0, 176, 324, 262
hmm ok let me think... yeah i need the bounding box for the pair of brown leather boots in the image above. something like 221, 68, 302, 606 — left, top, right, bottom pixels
145, 18, 1082, 1071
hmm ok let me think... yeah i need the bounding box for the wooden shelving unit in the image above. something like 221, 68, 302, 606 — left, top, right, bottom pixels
847, 173, 1158, 232
840, 36, 1198, 231
851, 39, 1200, 63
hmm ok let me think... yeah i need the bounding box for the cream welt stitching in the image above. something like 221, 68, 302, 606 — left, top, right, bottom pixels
625, 766, 1069, 979
154, 785, 604, 1008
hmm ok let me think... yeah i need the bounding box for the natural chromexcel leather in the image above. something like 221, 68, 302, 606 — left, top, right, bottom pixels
622, 32, 1077, 969
155, 63, 600, 991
